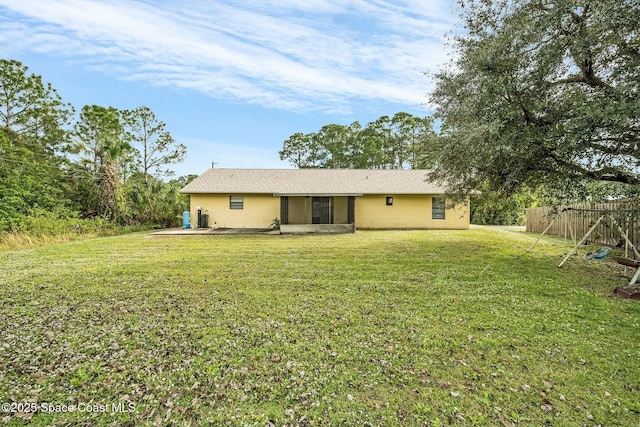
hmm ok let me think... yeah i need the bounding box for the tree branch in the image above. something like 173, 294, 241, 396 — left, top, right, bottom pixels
552, 155, 640, 185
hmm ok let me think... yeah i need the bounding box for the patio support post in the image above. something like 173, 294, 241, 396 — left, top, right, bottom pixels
280, 196, 289, 225
348, 196, 355, 225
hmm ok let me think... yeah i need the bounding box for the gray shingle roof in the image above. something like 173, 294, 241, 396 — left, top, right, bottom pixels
181, 169, 447, 195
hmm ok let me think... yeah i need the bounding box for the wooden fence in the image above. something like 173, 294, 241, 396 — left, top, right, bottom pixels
526, 202, 640, 251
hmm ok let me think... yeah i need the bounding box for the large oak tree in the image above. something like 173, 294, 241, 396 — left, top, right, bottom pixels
429, 0, 640, 197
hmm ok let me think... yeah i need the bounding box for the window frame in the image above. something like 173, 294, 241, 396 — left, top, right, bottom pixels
385, 196, 394, 206
432, 196, 445, 220
229, 195, 244, 210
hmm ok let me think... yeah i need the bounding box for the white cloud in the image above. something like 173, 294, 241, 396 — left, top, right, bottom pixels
0, 0, 457, 112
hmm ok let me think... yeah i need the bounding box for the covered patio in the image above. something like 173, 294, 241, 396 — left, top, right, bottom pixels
278, 195, 358, 234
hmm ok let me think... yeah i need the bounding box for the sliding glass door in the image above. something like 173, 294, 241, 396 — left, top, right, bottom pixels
312, 197, 334, 224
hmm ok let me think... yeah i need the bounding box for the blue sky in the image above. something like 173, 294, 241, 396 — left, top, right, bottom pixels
0, 0, 458, 177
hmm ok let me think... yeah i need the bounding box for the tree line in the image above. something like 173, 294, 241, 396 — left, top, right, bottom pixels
0, 59, 191, 234
279, 113, 437, 170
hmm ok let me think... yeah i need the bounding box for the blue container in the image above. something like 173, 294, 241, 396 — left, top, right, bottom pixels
182, 211, 191, 229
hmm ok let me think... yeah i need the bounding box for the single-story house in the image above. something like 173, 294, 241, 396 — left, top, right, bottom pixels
180, 169, 469, 233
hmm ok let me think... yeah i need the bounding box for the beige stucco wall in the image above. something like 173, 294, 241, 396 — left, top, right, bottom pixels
355, 194, 469, 229
190, 194, 279, 228
189, 193, 469, 229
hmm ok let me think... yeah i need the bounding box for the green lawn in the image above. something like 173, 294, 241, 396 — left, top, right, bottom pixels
0, 229, 638, 426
